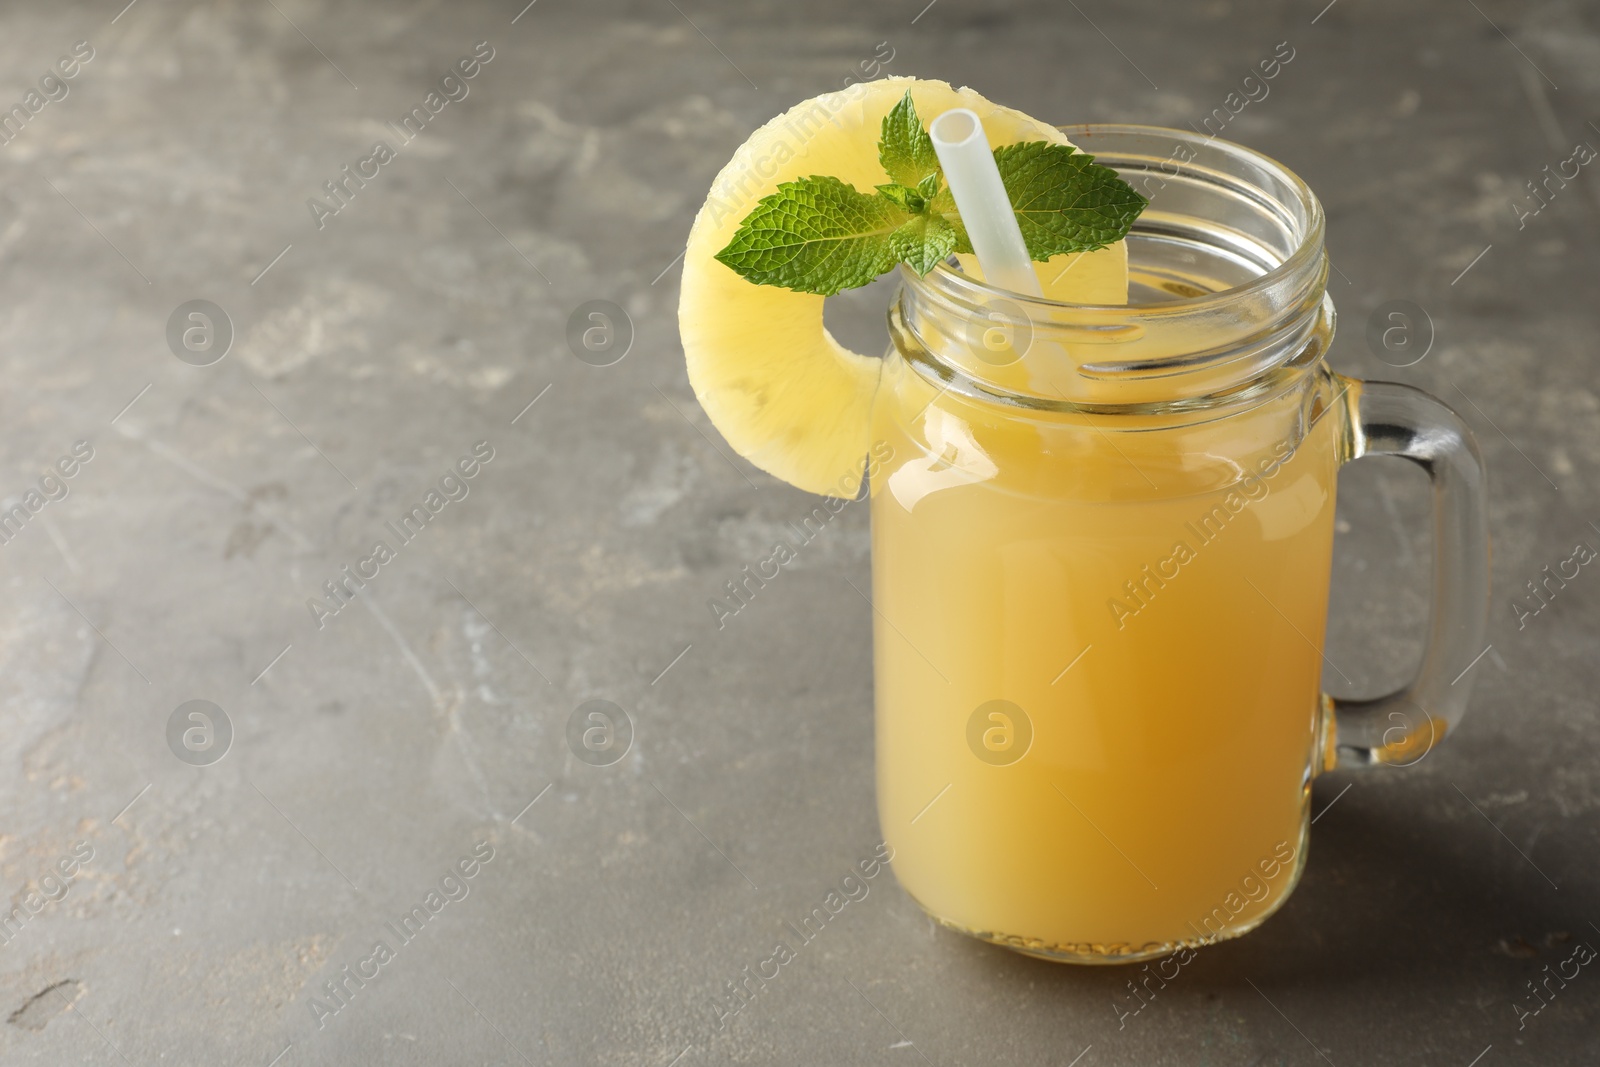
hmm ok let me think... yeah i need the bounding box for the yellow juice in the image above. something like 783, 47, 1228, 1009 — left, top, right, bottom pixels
869, 352, 1349, 960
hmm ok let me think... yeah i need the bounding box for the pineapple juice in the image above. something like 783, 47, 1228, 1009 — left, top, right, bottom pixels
868, 342, 1346, 958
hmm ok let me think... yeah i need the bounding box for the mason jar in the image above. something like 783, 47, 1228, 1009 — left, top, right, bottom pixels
868, 125, 1490, 963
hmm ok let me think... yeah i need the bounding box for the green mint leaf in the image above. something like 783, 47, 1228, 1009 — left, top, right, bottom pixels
888, 212, 958, 276
875, 183, 925, 212
944, 207, 973, 255
879, 91, 940, 188
916, 172, 941, 201
992, 141, 1148, 258
915, 178, 971, 252
714, 175, 909, 296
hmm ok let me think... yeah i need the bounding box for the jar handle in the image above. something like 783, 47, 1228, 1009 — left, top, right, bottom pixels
1322, 379, 1492, 770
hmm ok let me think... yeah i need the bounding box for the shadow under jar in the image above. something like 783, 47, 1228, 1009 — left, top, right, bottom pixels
868, 125, 1489, 963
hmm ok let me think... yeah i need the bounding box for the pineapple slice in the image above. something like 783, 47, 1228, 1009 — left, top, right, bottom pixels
678, 76, 1127, 497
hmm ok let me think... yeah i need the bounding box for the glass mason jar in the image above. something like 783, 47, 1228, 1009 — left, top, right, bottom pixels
868, 125, 1490, 963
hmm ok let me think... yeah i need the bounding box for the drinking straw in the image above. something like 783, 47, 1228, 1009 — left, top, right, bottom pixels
928, 108, 1043, 298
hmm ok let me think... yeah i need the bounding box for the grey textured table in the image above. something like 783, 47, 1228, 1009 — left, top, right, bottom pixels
0, 1, 1596, 1064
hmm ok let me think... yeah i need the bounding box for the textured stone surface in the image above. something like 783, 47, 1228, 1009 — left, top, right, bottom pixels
0, 0, 1595, 1063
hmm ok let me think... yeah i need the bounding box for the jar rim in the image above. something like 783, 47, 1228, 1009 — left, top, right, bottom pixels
891, 124, 1332, 410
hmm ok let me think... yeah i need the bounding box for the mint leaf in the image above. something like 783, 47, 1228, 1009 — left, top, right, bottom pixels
915, 171, 941, 201
879, 91, 940, 188
888, 212, 958, 276
876, 183, 925, 212
924, 179, 971, 256
714, 175, 910, 296
992, 141, 1147, 257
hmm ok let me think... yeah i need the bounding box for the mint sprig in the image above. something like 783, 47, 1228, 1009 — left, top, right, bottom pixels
714, 90, 1147, 296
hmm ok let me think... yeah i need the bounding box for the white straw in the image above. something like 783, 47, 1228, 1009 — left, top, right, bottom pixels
928, 108, 1042, 297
